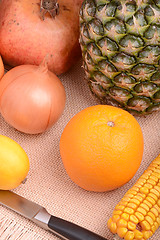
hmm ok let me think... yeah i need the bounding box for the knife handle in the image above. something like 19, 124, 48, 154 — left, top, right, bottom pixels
48, 215, 107, 240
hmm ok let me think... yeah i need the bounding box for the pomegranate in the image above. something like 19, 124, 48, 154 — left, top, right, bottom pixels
0, 0, 83, 75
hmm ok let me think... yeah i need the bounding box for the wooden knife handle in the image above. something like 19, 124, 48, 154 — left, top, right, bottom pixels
48, 215, 107, 240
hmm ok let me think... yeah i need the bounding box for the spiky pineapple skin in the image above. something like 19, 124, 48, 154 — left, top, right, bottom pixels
79, 0, 160, 115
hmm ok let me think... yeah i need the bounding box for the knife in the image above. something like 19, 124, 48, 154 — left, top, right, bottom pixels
0, 190, 107, 240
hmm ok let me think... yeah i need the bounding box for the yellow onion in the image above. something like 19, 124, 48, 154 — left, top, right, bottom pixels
0, 59, 66, 134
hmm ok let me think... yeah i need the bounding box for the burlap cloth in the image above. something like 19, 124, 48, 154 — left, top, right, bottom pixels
0, 59, 160, 240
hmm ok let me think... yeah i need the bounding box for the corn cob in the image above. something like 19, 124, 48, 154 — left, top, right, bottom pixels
108, 154, 160, 240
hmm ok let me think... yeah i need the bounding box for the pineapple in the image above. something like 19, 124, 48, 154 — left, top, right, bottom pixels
79, 0, 160, 115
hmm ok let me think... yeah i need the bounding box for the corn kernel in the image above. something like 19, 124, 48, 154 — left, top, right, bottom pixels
134, 195, 143, 202
137, 178, 146, 185
141, 173, 149, 180
128, 190, 138, 195
147, 179, 156, 186
148, 166, 156, 171
153, 172, 160, 179
130, 198, 140, 205
148, 193, 158, 201
119, 200, 128, 206
155, 157, 160, 163
137, 192, 146, 199
124, 207, 134, 215
134, 229, 143, 239
140, 187, 149, 195
151, 160, 158, 165
157, 199, 160, 207
127, 202, 137, 209
117, 219, 128, 228
142, 230, 152, 239
154, 221, 159, 230
148, 211, 156, 221
146, 169, 153, 174
135, 212, 144, 221
135, 183, 143, 188
121, 213, 130, 221
123, 196, 131, 202
130, 215, 139, 224
126, 193, 134, 198
150, 175, 158, 182
156, 216, 160, 225
150, 207, 159, 217
141, 220, 151, 231
117, 227, 128, 238
151, 224, 157, 233
143, 183, 152, 189
113, 210, 122, 216
110, 221, 117, 234
153, 157, 160, 164
128, 221, 136, 231
154, 204, 160, 213
154, 185, 160, 192
137, 207, 147, 216
115, 204, 125, 211
145, 216, 154, 226
146, 196, 156, 205
107, 218, 112, 228
112, 215, 120, 223
154, 168, 160, 174
132, 187, 139, 192
124, 231, 134, 240
143, 200, 152, 209
139, 203, 149, 212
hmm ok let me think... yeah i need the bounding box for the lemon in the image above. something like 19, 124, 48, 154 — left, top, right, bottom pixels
0, 135, 30, 190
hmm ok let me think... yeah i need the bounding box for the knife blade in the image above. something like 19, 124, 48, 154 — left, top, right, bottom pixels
0, 190, 107, 240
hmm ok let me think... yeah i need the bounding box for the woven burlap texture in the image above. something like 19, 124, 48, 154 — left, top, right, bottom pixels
0, 59, 160, 240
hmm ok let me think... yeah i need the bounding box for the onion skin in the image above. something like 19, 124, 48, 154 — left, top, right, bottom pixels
0, 0, 83, 75
0, 63, 66, 134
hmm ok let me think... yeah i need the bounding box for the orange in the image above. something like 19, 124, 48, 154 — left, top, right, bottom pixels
60, 105, 144, 192
0, 56, 4, 79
